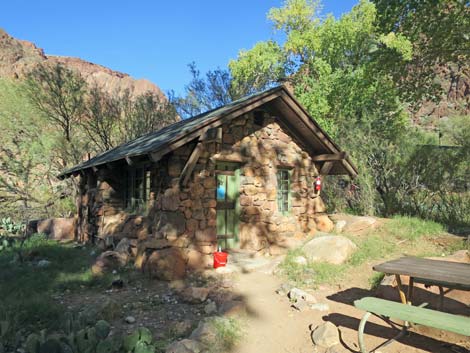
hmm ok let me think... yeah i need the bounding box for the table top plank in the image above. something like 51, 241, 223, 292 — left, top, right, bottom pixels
373, 256, 470, 287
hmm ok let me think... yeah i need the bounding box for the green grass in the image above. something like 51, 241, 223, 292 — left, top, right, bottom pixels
368, 272, 385, 290
206, 317, 243, 353
0, 234, 112, 339
279, 216, 464, 288
383, 215, 445, 241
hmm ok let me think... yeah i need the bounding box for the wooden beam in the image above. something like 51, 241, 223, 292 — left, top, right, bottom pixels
149, 92, 279, 163
125, 156, 134, 166
180, 141, 204, 187
320, 161, 334, 175
312, 152, 347, 162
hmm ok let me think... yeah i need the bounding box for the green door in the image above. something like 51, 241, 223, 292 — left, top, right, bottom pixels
216, 162, 240, 250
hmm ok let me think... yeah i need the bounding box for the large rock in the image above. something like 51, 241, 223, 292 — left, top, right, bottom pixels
144, 247, 186, 280
166, 339, 202, 353
343, 216, 377, 233
29, 217, 76, 240
303, 235, 357, 265
179, 287, 210, 304
91, 251, 128, 275
330, 214, 378, 234
311, 322, 340, 348
189, 319, 217, 343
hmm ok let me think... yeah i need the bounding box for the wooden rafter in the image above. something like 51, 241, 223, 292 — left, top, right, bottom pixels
149, 93, 278, 164
125, 156, 134, 165
312, 152, 347, 162
180, 140, 204, 187
320, 161, 334, 175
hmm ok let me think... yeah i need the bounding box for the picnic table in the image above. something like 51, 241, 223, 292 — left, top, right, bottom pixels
373, 256, 470, 308
353, 256, 470, 352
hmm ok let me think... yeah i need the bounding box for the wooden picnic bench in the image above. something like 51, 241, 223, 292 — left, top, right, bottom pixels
373, 256, 470, 309
354, 297, 470, 353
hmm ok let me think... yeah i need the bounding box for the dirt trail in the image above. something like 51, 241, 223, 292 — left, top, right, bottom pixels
228, 269, 469, 353
231, 271, 314, 353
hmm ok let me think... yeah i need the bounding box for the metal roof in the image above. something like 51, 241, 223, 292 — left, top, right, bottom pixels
58, 85, 357, 178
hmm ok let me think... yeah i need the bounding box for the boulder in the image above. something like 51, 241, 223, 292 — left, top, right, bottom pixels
343, 216, 377, 233
166, 339, 203, 353
179, 287, 210, 304
303, 235, 356, 265
189, 319, 217, 343
170, 319, 193, 337
144, 248, 186, 280
32, 217, 76, 240
186, 249, 213, 270
311, 322, 340, 348
330, 214, 378, 234
314, 215, 334, 233
204, 301, 217, 315
288, 288, 317, 303
91, 251, 128, 275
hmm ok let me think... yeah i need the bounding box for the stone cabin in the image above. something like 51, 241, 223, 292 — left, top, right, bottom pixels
59, 86, 357, 274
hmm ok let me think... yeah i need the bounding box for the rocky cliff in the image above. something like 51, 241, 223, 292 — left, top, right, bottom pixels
0, 28, 165, 99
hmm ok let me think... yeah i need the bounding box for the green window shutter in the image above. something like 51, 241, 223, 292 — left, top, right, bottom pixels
277, 169, 292, 215
288, 169, 293, 214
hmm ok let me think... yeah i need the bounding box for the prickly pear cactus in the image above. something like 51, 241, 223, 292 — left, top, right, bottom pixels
95, 320, 111, 340
95, 339, 115, 353
38, 338, 62, 353
75, 327, 98, 353
133, 341, 155, 353
123, 327, 155, 353
123, 330, 140, 352
25, 333, 41, 353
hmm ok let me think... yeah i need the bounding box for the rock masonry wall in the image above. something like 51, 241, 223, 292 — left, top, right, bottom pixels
77, 112, 329, 276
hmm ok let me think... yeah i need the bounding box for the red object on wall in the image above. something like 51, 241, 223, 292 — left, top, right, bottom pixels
213, 251, 228, 269
315, 176, 322, 191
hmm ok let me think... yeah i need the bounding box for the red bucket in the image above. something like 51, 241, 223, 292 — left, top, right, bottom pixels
213, 251, 228, 269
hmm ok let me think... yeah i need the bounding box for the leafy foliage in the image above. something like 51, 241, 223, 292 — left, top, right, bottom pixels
170, 62, 239, 118
1, 62, 177, 220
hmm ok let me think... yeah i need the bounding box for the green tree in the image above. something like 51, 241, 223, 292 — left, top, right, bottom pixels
121, 90, 178, 142
81, 84, 122, 152
170, 62, 241, 118
25, 63, 87, 167
374, 0, 470, 107
0, 78, 61, 219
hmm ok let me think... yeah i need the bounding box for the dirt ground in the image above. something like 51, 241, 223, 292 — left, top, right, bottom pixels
230, 269, 470, 353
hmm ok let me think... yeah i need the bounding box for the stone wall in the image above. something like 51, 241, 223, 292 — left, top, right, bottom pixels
77, 111, 330, 275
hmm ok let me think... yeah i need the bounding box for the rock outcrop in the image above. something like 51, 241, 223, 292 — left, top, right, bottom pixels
0, 28, 167, 100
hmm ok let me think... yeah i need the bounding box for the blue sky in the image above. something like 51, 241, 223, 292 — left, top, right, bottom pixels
2, 0, 357, 95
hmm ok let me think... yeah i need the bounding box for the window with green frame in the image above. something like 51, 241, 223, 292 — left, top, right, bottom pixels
277, 169, 291, 214
126, 164, 151, 211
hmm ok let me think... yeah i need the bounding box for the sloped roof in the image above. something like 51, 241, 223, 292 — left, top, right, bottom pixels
58, 85, 357, 178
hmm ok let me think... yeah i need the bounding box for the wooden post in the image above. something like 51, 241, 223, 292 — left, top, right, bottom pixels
407, 277, 414, 305
395, 275, 408, 304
